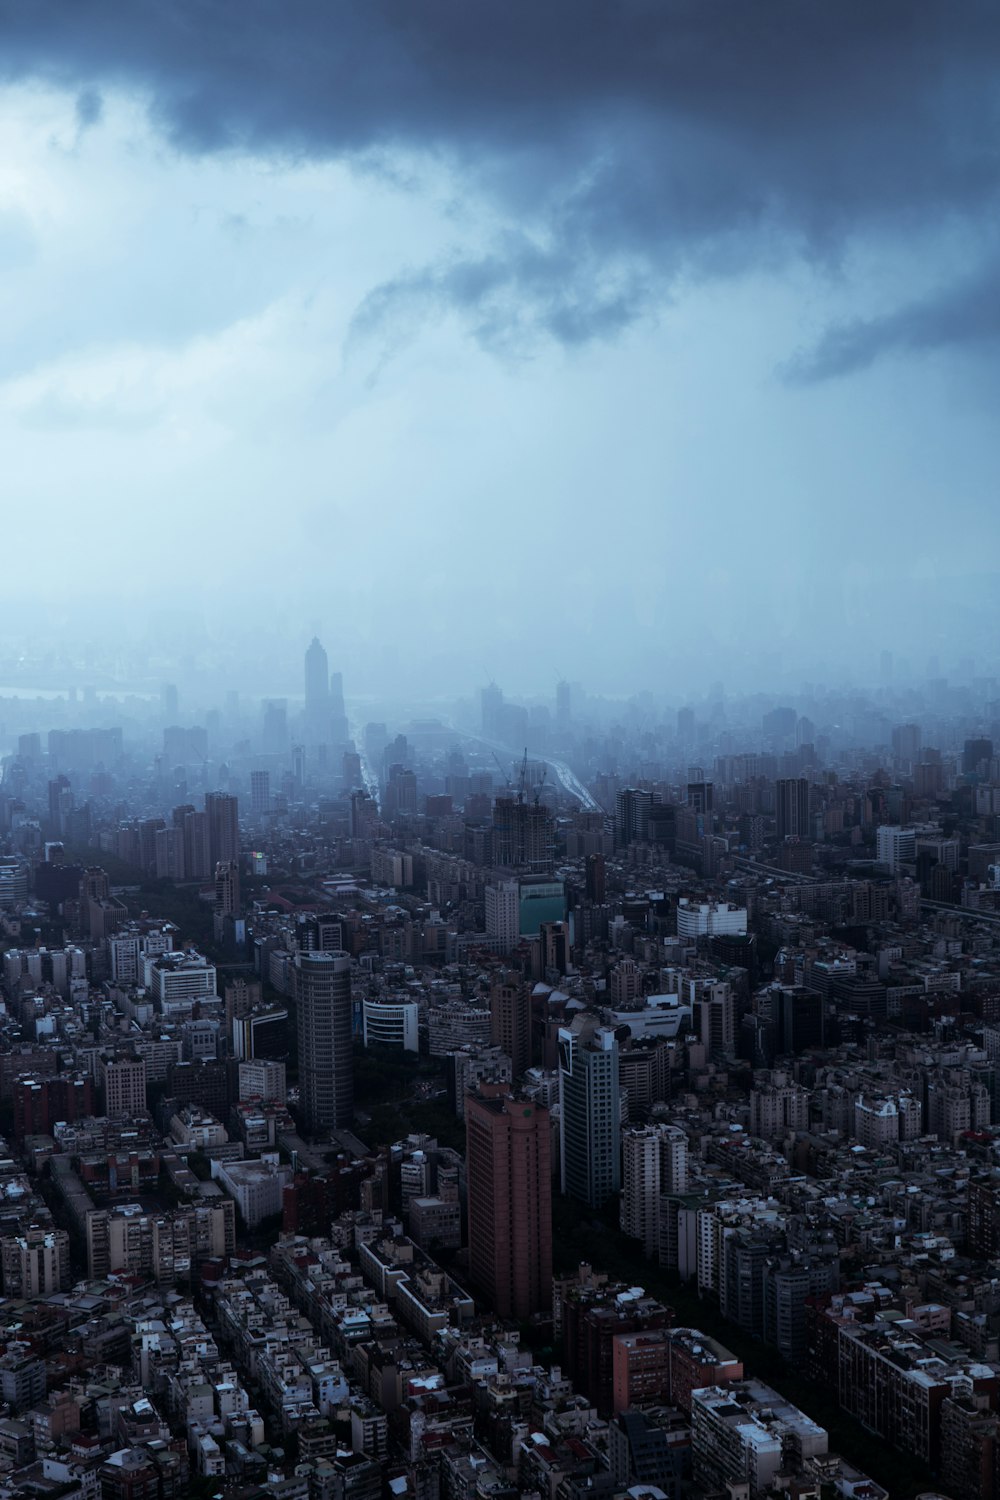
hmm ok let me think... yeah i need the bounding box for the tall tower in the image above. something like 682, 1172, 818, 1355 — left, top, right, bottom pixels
465, 1085, 552, 1319
205, 792, 239, 869
304, 637, 330, 720
489, 976, 532, 1078
775, 778, 810, 841
294, 951, 353, 1134
250, 770, 271, 818
559, 1024, 621, 1209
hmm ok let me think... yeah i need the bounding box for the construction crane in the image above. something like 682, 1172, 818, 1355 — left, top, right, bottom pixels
517, 747, 529, 804
491, 751, 512, 789
533, 765, 548, 805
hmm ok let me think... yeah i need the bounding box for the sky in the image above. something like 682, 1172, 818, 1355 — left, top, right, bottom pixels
0, 2, 998, 698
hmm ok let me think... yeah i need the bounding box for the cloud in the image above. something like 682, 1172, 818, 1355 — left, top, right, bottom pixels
784, 257, 1000, 382
2, 1, 1000, 352
74, 86, 102, 129
348, 233, 652, 357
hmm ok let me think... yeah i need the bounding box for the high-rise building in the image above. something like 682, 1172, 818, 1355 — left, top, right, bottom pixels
329, 669, 349, 743
620, 1124, 690, 1258
585, 852, 607, 903
492, 796, 554, 871
102, 1056, 147, 1116
485, 880, 520, 955
214, 861, 241, 919
250, 770, 271, 818
304, 636, 330, 728
385, 765, 418, 817
876, 824, 917, 872
489, 976, 532, 1078
205, 792, 239, 869
174, 804, 211, 880
154, 826, 186, 880
617, 788, 657, 846
294, 951, 353, 1134
775, 778, 810, 841
465, 1085, 552, 1320
0, 1226, 71, 1298
559, 1024, 621, 1209
261, 699, 289, 754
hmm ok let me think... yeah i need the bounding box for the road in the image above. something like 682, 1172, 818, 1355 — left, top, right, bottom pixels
458, 727, 602, 812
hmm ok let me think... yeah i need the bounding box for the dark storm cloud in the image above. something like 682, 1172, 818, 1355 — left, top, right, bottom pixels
784, 259, 1000, 381
3, 0, 999, 358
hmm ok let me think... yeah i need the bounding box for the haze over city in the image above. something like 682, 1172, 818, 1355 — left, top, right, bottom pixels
4, 12, 1000, 1500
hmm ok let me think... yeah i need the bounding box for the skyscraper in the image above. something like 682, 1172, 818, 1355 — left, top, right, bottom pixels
775, 778, 810, 841
559, 1023, 621, 1209
492, 796, 554, 871
250, 770, 271, 818
214, 861, 241, 919
304, 636, 330, 733
465, 1085, 552, 1320
489, 976, 532, 1078
294, 951, 353, 1134
204, 792, 239, 870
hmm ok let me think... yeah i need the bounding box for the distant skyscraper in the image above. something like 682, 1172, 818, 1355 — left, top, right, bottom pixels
329, 669, 349, 743
775, 778, 810, 841
559, 1024, 621, 1209
262, 699, 289, 754
481, 681, 504, 738
175, 804, 211, 880
304, 637, 330, 730
214, 860, 241, 919
617, 788, 656, 846
250, 770, 271, 818
385, 765, 418, 818
556, 679, 571, 728
465, 1085, 552, 1319
204, 792, 239, 870
294, 951, 353, 1134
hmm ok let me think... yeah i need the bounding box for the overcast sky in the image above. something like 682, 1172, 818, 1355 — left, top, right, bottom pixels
1, 2, 998, 697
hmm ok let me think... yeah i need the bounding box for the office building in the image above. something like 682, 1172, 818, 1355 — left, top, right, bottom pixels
250, 770, 271, 818
877, 823, 924, 872
205, 792, 239, 869
617, 787, 657, 846
362, 997, 419, 1052
465, 1085, 552, 1319
775, 777, 811, 841
304, 635, 330, 738
102, 1056, 147, 1116
489, 976, 532, 1078
294, 951, 353, 1133
174, 804, 211, 880
485, 880, 520, 955
559, 1023, 621, 1209
676, 899, 748, 939
214, 861, 241, 930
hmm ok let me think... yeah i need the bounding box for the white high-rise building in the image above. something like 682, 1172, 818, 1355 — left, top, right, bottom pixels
485, 880, 520, 956
676, 900, 748, 939
620, 1123, 690, 1257
876, 824, 917, 872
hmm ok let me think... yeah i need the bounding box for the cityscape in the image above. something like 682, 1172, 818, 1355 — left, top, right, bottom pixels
1, 642, 1000, 1500
3, 6, 1000, 1500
